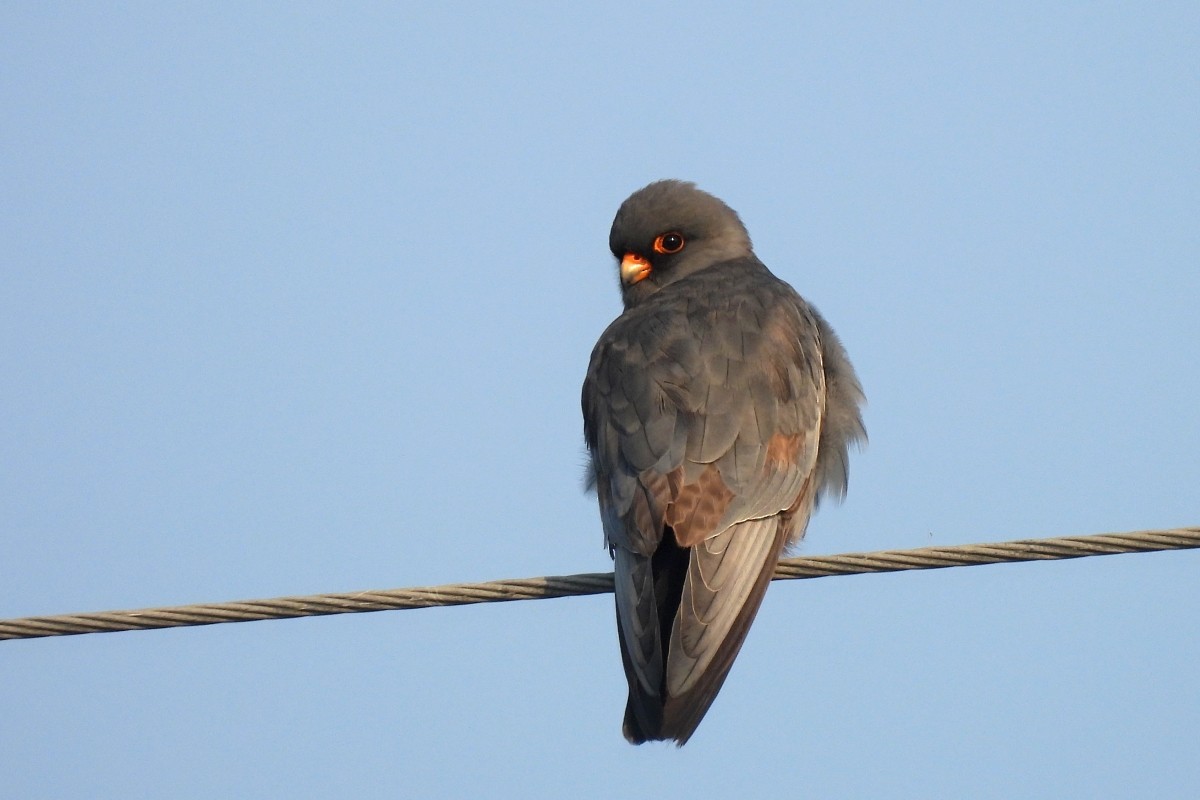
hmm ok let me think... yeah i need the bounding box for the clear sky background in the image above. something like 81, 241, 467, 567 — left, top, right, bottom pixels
2, 3, 1198, 798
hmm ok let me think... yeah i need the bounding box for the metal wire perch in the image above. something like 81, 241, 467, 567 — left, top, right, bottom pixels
2, 526, 1197, 641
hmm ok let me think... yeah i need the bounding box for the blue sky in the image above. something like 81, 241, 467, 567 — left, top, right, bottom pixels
2, 3, 1197, 797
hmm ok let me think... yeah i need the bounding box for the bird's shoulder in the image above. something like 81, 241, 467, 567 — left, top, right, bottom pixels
587, 258, 816, 378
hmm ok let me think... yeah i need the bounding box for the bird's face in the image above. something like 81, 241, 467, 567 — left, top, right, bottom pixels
609, 180, 754, 309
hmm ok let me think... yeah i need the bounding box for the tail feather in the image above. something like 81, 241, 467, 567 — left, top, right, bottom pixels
619, 517, 790, 745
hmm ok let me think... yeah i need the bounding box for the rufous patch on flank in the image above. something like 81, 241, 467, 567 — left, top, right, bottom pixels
664, 464, 736, 547
764, 432, 805, 469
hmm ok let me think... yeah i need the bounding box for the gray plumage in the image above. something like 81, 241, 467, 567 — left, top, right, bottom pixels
582, 180, 865, 745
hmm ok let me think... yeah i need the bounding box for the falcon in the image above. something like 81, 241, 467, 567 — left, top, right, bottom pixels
582, 180, 866, 744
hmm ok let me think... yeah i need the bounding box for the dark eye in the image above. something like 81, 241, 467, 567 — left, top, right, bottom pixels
653, 232, 685, 254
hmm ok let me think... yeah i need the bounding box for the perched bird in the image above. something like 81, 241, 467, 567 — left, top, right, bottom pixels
582, 180, 865, 745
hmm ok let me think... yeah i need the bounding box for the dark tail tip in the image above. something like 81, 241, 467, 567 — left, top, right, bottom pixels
622, 698, 654, 744
623, 697, 696, 746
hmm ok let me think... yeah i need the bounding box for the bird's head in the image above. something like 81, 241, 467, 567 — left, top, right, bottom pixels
609, 180, 754, 308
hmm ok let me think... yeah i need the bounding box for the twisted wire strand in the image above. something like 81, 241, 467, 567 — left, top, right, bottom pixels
2, 526, 1196, 641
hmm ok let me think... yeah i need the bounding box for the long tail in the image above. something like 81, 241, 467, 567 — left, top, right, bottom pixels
620, 516, 789, 745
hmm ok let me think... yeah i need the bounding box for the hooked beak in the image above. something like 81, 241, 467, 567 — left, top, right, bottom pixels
620, 252, 651, 286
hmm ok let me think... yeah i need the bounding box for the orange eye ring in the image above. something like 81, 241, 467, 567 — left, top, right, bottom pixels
652, 232, 686, 254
